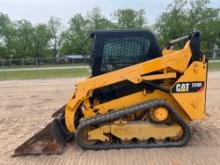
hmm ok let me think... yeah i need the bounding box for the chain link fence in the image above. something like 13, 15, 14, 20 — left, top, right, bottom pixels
202, 49, 220, 60
0, 49, 219, 69
0, 56, 90, 80
0, 49, 219, 80
0, 56, 89, 69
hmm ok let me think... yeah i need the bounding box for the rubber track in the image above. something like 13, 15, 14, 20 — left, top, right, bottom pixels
75, 99, 191, 150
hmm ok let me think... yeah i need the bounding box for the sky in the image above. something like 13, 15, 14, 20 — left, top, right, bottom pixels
0, 0, 219, 26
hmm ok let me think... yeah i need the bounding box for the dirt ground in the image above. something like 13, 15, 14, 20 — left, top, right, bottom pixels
0, 72, 220, 165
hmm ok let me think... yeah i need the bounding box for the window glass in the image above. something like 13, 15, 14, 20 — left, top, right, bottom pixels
101, 37, 150, 72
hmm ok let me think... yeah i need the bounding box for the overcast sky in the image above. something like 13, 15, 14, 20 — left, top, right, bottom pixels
0, 0, 219, 26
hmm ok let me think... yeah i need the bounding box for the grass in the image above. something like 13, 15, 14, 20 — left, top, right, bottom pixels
208, 61, 220, 71
0, 68, 89, 80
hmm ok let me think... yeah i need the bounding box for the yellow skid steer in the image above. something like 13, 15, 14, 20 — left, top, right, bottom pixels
13, 30, 208, 156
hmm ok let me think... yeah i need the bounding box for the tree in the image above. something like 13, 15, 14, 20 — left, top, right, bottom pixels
13, 19, 35, 58
0, 14, 53, 60
113, 9, 147, 29
60, 8, 150, 57
32, 24, 52, 59
60, 14, 91, 57
0, 13, 15, 59
154, 0, 220, 49
154, 0, 188, 46
60, 8, 116, 57
88, 7, 115, 30
48, 17, 62, 57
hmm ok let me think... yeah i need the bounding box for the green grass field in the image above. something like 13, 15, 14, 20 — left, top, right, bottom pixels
208, 61, 220, 71
0, 61, 219, 81
0, 68, 89, 80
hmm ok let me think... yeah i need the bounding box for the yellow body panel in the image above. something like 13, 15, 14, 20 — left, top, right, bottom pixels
171, 61, 207, 120
64, 41, 207, 133
88, 122, 182, 142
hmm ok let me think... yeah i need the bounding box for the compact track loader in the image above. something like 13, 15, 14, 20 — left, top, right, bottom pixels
13, 30, 208, 156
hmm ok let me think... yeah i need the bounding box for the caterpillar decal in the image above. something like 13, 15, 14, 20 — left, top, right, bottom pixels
172, 82, 205, 93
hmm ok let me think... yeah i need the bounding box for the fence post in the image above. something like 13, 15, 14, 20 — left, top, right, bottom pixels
213, 45, 219, 60
21, 59, 24, 67
2, 61, 6, 80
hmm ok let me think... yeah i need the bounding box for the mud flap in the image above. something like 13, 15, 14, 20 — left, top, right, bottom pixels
13, 119, 67, 156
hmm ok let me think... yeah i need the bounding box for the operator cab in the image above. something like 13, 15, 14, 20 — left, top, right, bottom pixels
90, 30, 161, 76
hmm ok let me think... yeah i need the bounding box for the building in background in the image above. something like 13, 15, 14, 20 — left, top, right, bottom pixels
64, 55, 89, 64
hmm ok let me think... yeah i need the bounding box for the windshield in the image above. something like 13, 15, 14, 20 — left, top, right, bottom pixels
101, 36, 150, 72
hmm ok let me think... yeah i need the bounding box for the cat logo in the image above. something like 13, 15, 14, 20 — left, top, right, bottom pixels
172, 81, 205, 93
176, 83, 190, 92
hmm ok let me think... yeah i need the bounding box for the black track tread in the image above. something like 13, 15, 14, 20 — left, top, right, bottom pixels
75, 99, 191, 150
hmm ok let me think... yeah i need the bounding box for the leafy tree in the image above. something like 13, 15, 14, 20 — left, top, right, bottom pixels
0, 14, 53, 60
1, 3, 219, 60
32, 24, 52, 59
113, 9, 147, 29
88, 7, 115, 30
48, 17, 62, 57
61, 8, 116, 57
13, 19, 35, 58
60, 14, 91, 57
154, 0, 188, 46
0, 13, 15, 59
154, 0, 220, 49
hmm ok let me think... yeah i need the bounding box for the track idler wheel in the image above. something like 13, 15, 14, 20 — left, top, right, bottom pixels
149, 107, 169, 123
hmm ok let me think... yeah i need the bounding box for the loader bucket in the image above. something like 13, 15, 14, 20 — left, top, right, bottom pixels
13, 119, 66, 156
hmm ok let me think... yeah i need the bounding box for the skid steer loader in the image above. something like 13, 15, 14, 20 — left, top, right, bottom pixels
13, 30, 208, 156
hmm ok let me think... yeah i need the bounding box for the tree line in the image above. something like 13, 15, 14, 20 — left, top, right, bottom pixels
0, 0, 219, 60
